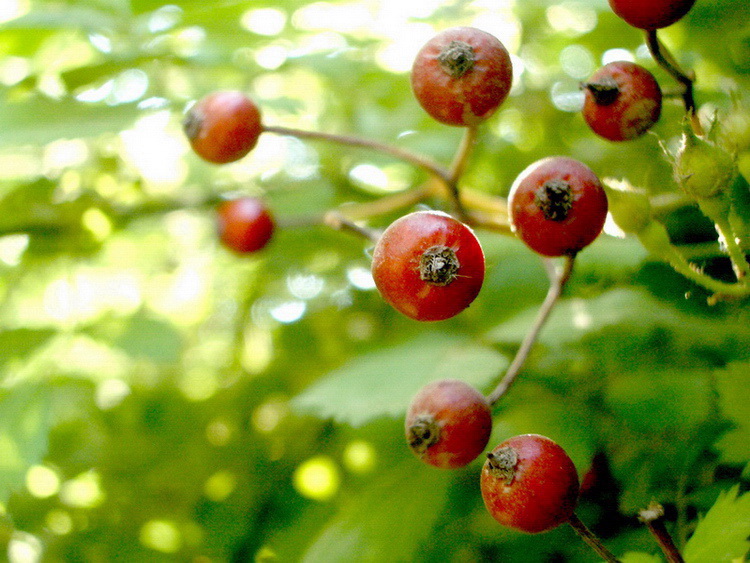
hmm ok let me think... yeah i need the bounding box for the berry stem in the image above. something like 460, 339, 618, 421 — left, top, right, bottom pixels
486, 254, 575, 406
323, 210, 382, 244
568, 513, 621, 563
638, 503, 685, 563
644, 30, 703, 136
443, 125, 479, 222
449, 125, 479, 182
337, 184, 432, 221
710, 212, 750, 281
262, 124, 460, 210
636, 221, 750, 301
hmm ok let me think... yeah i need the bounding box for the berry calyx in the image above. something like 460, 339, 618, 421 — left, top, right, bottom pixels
419, 245, 459, 285
508, 157, 609, 257
183, 91, 262, 164
582, 61, 662, 142
405, 379, 492, 469
437, 40, 476, 78
217, 197, 275, 253
411, 27, 513, 127
534, 179, 574, 221
480, 434, 580, 534
608, 0, 696, 30
371, 211, 485, 321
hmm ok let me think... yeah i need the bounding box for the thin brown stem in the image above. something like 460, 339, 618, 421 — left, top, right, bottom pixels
568, 513, 621, 562
337, 184, 432, 221
444, 126, 479, 221
638, 503, 685, 563
323, 210, 382, 244
486, 254, 575, 406
449, 126, 478, 181
263, 124, 455, 193
644, 30, 703, 135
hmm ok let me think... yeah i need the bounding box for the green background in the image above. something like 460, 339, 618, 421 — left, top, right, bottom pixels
0, 0, 748, 560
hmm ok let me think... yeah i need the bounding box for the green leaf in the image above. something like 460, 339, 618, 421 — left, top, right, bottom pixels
0, 328, 55, 370
605, 369, 713, 433
490, 384, 596, 473
684, 486, 750, 563
714, 362, 750, 468
292, 332, 507, 427
0, 384, 53, 503
0, 95, 141, 147
300, 460, 452, 563
486, 287, 680, 347
621, 553, 663, 563
112, 311, 183, 365
486, 286, 747, 354
0, 6, 120, 33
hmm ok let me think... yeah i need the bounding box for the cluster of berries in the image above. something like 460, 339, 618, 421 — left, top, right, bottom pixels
181, 0, 697, 539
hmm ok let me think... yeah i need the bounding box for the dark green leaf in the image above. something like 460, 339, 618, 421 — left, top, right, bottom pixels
292, 332, 507, 427
300, 460, 452, 563
714, 362, 750, 468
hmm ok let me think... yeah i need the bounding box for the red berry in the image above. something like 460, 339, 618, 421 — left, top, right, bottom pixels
405, 379, 492, 469
480, 434, 580, 534
371, 211, 485, 321
183, 91, 262, 164
217, 197, 275, 253
582, 61, 662, 142
508, 157, 608, 257
608, 0, 696, 29
411, 26, 513, 127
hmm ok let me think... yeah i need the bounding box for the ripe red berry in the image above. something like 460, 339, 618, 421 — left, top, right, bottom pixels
480, 434, 580, 534
405, 379, 492, 469
217, 197, 275, 253
371, 211, 485, 321
411, 26, 513, 127
508, 157, 608, 257
608, 0, 696, 29
183, 91, 262, 164
582, 61, 662, 142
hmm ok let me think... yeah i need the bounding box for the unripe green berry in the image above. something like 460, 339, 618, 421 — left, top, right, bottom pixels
603, 178, 652, 234
674, 125, 738, 201
717, 105, 750, 154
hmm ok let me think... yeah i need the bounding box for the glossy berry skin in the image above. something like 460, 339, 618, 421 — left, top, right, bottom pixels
371, 211, 485, 321
583, 61, 662, 142
405, 379, 492, 469
217, 197, 275, 253
183, 91, 262, 164
481, 434, 580, 534
411, 27, 512, 127
508, 157, 608, 257
608, 0, 696, 29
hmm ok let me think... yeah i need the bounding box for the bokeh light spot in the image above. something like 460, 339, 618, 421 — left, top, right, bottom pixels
342, 440, 376, 474
25, 465, 60, 499
139, 520, 182, 554
293, 456, 340, 501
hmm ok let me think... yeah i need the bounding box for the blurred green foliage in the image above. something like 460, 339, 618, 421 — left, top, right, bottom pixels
0, 0, 749, 561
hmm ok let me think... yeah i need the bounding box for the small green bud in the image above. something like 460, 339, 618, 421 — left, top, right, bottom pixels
674, 122, 738, 201
603, 178, 651, 234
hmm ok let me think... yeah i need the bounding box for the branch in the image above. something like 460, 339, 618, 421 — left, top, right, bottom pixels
645, 30, 703, 135
568, 513, 621, 562
486, 254, 575, 406
638, 503, 685, 563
